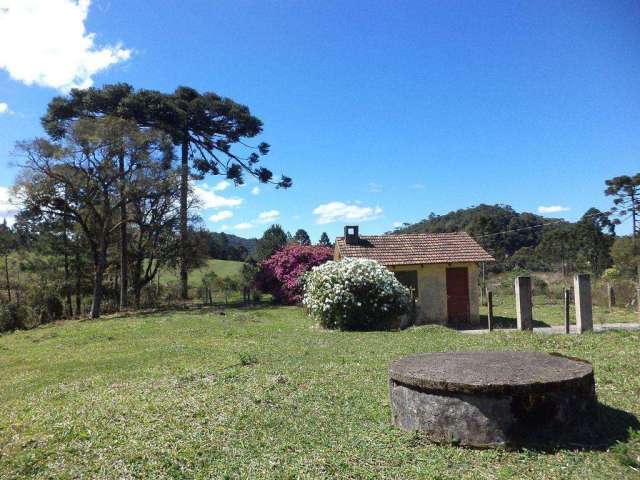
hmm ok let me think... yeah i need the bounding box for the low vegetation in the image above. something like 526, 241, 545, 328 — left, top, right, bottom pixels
303, 258, 411, 330
481, 270, 640, 327
254, 244, 333, 304
1, 306, 639, 479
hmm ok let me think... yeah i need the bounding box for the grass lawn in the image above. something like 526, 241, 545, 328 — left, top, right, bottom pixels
1, 307, 639, 479
480, 294, 640, 328
158, 259, 244, 287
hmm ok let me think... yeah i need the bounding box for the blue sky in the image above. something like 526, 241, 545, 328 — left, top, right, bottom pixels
0, 0, 639, 240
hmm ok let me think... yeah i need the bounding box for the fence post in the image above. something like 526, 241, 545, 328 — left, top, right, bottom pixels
574, 274, 593, 333
607, 283, 615, 311
515, 276, 533, 331
487, 290, 494, 332
564, 288, 570, 334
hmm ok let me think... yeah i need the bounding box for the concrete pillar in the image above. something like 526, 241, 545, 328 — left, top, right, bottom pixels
574, 274, 593, 333
515, 276, 532, 331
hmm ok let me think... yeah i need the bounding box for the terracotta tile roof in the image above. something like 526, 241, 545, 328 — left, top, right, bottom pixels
335, 232, 494, 266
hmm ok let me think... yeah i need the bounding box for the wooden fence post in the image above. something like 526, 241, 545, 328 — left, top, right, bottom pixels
564, 289, 570, 335
487, 290, 494, 332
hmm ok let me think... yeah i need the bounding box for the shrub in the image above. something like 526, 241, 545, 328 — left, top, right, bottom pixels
0, 303, 32, 332
531, 276, 548, 295
255, 244, 333, 304
0, 303, 20, 332
31, 293, 64, 324
302, 258, 411, 330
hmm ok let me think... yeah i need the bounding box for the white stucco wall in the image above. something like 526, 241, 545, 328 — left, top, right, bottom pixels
389, 263, 479, 326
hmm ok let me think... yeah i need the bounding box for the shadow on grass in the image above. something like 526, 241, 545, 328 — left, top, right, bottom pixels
455, 315, 552, 330
513, 402, 640, 452
88, 300, 282, 321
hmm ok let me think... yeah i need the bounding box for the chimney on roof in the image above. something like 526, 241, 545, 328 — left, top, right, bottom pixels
344, 225, 359, 245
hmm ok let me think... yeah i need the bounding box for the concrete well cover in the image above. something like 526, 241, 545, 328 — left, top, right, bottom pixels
389, 351, 594, 395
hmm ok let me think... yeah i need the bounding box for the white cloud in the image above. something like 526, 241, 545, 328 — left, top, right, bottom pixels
209, 210, 233, 222
0, 186, 19, 225
0, 0, 132, 91
257, 209, 280, 223
410, 183, 425, 190
212, 180, 231, 191
0, 102, 10, 114
313, 201, 383, 225
392, 221, 403, 228
193, 185, 242, 209
537, 205, 570, 214
365, 182, 382, 193
251, 186, 260, 195
232, 222, 253, 230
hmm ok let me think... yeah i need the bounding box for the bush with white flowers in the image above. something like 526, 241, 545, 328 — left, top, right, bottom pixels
302, 258, 411, 330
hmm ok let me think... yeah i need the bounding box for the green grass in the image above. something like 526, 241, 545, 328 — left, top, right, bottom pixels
480, 294, 640, 328
1, 307, 640, 478
158, 259, 244, 287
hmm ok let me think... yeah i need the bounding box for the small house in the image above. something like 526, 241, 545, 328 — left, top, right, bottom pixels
334, 226, 494, 326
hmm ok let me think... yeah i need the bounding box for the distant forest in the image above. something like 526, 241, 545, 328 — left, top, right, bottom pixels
394, 204, 630, 276
197, 231, 258, 261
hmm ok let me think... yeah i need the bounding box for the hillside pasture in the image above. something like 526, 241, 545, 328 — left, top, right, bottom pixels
157, 259, 244, 287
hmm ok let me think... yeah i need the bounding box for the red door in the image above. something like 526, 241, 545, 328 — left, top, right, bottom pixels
446, 267, 470, 325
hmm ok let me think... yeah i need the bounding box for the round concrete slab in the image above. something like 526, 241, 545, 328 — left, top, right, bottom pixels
389, 351, 597, 447
389, 351, 594, 395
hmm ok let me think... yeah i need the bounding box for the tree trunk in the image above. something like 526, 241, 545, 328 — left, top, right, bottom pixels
134, 288, 141, 310
119, 152, 128, 310
4, 253, 10, 303
156, 272, 160, 305
89, 236, 108, 319
89, 261, 104, 319
132, 259, 142, 310
75, 248, 82, 317
179, 137, 189, 300
62, 223, 73, 317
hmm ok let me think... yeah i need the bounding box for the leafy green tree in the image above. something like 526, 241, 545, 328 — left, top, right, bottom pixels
43, 84, 291, 301
573, 208, 614, 275
605, 174, 640, 284
239, 259, 259, 303
255, 224, 288, 261
293, 228, 311, 245
215, 276, 239, 304
611, 236, 640, 278
201, 271, 218, 305
319, 232, 332, 247
12, 205, 78, 316
605, 173, 640, 237
0, 220, 16, 302
17, 117, 171, 318
162, 87, 291, 299
127, 158, 180, 308
536, 224, 576, 275
43, 84, 145, 309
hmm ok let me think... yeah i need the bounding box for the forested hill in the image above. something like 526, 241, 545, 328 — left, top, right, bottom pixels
222, 233, 258, 256
204, 232, 258, 260
394, 204, 614, 273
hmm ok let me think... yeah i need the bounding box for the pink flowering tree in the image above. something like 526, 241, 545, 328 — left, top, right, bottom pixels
255, 244, 333, 304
